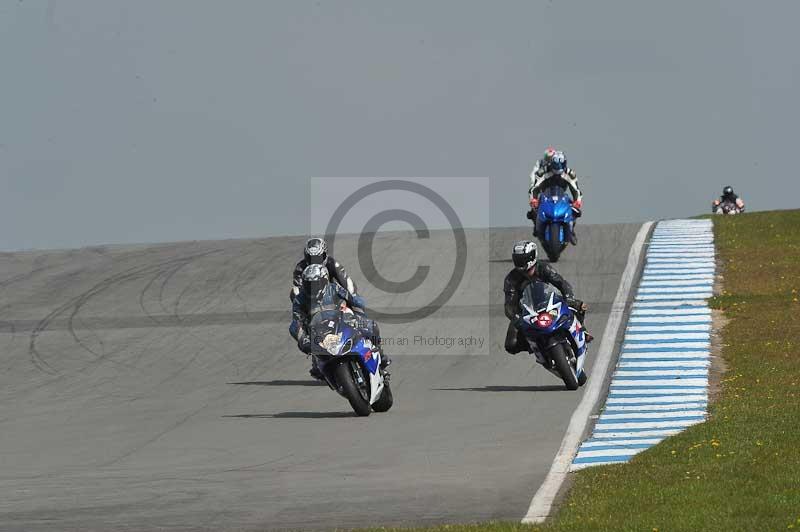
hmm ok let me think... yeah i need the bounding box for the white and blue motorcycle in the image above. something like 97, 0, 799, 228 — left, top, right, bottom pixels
516, 281, 589, 390
307, 309, 393, 416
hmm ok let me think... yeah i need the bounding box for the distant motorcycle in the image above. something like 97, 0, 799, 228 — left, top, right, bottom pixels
532, 185, 577, 262
515, 280, 588, 390
306, 308, 393, 416
712, 198, 744, 215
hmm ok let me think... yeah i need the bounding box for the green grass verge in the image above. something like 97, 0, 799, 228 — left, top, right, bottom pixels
359, 209, 800, 532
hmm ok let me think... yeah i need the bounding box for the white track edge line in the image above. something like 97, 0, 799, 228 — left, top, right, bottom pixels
521, 220, 653, 524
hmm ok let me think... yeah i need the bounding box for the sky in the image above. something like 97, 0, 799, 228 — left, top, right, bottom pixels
1, 0, 799, 250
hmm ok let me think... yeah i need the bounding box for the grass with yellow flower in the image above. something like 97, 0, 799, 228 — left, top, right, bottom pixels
357, 209, 800, 532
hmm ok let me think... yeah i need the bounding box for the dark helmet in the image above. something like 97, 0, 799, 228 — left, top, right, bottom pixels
723, 186, 734, 196
550, 150, 567, 174
301, 264, 329, 299
304, 237, 328, 265
512, 240, 539, 272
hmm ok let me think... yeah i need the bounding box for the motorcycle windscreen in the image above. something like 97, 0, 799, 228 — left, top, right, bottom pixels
542, 185, 568, 200
539, 185, 574, 222
308, 310, 343, 352
521, 281, 563, 317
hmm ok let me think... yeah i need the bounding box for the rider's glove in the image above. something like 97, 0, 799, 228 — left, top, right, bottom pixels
351, 294, 367, 313
530, 197, 540, 209
567, 298, 588, 312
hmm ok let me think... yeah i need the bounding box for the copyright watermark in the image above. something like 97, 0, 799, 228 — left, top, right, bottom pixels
309, 177, 489, 355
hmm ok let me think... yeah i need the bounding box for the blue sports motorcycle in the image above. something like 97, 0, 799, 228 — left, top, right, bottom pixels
534, 185, 576, 262
516, 281, 588, 390
307, 309, 393, 416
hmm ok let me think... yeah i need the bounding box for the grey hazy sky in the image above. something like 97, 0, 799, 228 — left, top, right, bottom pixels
2, 0, 798, 250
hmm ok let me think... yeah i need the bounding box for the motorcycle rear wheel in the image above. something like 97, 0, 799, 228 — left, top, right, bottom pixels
550, 343, 579, 390
334, 360, 372, 416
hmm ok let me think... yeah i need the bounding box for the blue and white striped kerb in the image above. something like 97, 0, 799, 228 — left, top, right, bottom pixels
571, 219, 715, 470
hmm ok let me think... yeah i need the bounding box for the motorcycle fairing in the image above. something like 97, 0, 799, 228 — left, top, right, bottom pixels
537, 187, 575, 245
311, 311, 385, 404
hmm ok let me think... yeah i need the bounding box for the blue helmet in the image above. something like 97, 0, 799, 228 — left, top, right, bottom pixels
550, 151, 567, 174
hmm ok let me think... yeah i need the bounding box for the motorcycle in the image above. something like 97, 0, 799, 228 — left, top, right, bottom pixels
516, 281, 588, 390
712, 198, 744, 215
532, 185, 576, 262
307, 308, 393, 416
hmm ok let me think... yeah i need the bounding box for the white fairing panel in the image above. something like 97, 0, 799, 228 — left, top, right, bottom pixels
569, 316, 588, 375
367, 348, 384, 405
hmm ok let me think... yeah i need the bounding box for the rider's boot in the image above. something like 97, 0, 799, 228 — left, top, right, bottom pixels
576, 311, 593, 343
309, 356, 324, 380
380, 350, 392, 370
379, 349, 391, 382
568, 223, 578, 245
531, 345, 547, 365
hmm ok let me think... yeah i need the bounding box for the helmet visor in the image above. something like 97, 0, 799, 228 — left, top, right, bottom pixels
303, 277, 328, 298
513, 254, 536, 271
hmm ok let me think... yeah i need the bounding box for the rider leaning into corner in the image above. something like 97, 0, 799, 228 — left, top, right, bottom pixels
526, 147, 584, 244
503, 240, 593, 356
289, 263, 391, 381
712, 186, 745, 213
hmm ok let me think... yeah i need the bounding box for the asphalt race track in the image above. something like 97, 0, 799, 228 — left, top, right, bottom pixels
0, 223, 643, 531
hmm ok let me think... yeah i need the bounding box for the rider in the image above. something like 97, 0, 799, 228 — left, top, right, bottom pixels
290, 237, 364, 312
290, 264, 390, 380
712, 186, 745, 213
527, 149, 584, 244
503, 240, 592, 355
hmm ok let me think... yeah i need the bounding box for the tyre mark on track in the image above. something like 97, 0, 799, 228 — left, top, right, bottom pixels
154, 250, 249, 386
4, 301, 618, 333
28, 250, 223, 376
231, 243, 272, 320
138, 261, 191, 326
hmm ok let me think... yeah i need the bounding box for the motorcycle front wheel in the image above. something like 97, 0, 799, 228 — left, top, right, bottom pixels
546, 224, 564, 262
371, 380, 393, 412
334, 359, 372, 416
549, 343, 579, 390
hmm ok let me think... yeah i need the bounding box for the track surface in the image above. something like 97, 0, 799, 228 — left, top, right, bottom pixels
0, 223, 642, 531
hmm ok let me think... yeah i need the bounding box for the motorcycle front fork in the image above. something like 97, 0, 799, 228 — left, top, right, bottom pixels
533, 219, 576, 240
532, 340, 577, 368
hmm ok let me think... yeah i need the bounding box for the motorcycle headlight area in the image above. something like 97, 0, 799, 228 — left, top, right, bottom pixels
532, 307, 561, 326
319, 333, 354, 356
320, 333, 344, 355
